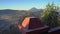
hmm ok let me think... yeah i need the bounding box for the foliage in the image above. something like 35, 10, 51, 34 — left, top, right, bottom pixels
41, 2, 59, 27
58, 16, 60, 26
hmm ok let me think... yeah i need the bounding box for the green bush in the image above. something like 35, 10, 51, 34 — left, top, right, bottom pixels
41, 2, 59, 27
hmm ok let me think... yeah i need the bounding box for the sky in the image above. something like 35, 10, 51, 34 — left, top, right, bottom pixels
0, 0, 60, 10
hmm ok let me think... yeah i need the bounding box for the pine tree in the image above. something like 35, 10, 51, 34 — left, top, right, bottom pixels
41, 2, 59, 27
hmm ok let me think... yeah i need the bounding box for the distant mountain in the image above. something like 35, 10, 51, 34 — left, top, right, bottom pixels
29, 7, 39, 12
0, 9, 18, 15
0, 8, 43, 15
29, 7, 43, 12
27, 7, 44, 17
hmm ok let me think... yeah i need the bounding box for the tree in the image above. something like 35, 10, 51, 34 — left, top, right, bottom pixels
41, 2, 59, 27
58, 16, 60, 26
